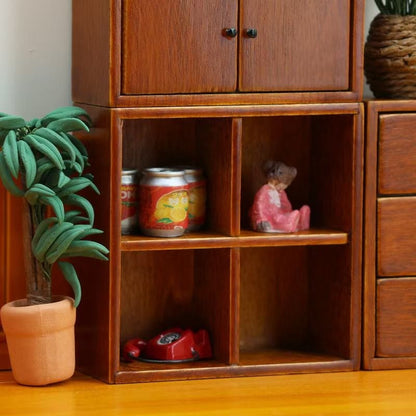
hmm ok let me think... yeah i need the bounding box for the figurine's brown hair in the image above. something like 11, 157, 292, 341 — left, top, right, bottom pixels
262, 160, 297, 185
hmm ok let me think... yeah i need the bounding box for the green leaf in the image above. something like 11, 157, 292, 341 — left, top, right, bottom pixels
39, 195, 65, 222
58, 261, 81, 308
41, 106, 92, 127
58, 176, 100, 198
24, 184, 56, 205
0, 152, 24, 197
62, 194, 94, 225
0, 115, 26, 130
47, 118, 90, 134
3, 130, 19, 178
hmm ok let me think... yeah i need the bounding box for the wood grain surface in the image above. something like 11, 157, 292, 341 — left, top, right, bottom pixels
1, 370, 416, 415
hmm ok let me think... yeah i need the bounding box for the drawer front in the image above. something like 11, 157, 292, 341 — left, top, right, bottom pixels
378, 114, 416, 195
377, 278, 416, 357
377, 197, 416, 276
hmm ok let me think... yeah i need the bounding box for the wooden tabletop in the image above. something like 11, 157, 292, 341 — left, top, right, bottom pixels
1, 369, 416, 415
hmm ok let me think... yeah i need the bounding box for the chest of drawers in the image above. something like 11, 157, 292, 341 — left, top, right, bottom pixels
364, 101, 416, 369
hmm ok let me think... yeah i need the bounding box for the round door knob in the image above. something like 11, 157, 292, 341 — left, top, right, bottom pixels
245, 28, 258, 38
224, 27, 238, 38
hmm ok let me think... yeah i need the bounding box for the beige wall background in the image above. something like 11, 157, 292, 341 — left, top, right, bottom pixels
0, 1, 378, 120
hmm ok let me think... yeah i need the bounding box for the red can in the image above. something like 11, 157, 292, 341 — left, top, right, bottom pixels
138, 168, 189, 237
121, 169, 138, 235
183, 167, 206, 231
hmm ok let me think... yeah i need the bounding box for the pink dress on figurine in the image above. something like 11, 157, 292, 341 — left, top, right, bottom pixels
249, 160, 310, 233
250, 185, 310, 232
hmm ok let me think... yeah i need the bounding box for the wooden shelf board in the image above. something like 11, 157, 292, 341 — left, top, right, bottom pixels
118, 358, 228, 373
116, 359, 230, 383
114, 349, 352, 383
239, 348, 347, 366
120, 229, 348, 251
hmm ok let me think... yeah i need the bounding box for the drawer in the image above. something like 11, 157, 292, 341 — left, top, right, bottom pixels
378, 114, 416, 195
377, 278, 416, 357
377, 197, 416, 276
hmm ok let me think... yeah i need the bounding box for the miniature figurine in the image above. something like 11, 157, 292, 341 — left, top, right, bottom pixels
249, 160, 310, 233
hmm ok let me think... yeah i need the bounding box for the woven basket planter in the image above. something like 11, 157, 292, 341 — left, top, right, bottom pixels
365, 13, 416, 99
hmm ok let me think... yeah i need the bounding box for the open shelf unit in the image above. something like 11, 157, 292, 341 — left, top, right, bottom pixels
73, 103, 363, 383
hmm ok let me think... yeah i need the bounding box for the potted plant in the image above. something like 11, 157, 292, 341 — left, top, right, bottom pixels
0, 106, 108, 386
365, 0, 416, 98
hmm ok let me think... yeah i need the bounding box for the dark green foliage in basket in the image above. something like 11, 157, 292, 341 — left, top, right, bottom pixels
375, 0, 416, 15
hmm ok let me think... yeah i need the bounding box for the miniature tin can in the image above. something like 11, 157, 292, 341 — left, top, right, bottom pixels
138, 168, 189, 237
183, 167, 206, 231
121, 169, 139, 235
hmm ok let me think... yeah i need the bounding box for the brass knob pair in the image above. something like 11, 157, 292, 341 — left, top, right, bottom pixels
224, 28, 258, 38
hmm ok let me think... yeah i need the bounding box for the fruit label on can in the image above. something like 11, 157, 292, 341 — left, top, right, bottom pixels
121, 183, 138, 233
139, 185, 189, 232
187, 180, 206, 229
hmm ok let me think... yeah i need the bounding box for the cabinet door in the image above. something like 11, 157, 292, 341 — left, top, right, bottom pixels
239, 0, 350, 92
122, 0, 238, 94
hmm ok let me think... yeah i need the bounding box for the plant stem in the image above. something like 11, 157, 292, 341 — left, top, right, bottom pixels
23, 203, 52, 305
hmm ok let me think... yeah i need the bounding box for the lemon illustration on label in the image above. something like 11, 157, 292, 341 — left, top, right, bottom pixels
188, 186, 206, 219
154, 190, 188, 224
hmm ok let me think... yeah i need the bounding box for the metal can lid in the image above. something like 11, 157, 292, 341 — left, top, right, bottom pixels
170, 165, 203, 176
142, 167, 185, 177
122, 168, 139, 176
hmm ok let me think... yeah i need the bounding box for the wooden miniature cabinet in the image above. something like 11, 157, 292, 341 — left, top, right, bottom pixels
72, 1, 365, 383
364, 101, 416, 370
72, 0, 364, 107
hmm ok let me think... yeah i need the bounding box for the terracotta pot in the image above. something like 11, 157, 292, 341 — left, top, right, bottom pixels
0, 296, 76, 386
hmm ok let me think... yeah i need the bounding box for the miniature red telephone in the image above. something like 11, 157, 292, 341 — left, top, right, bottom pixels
122, 328, 212, 363
122, 337, 147, 363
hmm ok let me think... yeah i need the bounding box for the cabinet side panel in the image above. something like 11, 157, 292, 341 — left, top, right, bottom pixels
72, 0, 112, 105
0, 186, 8, 369
362, 102, 379, 368
73, 106, 113, 382
0, 186, 5, 308
1, 195, 26, 369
